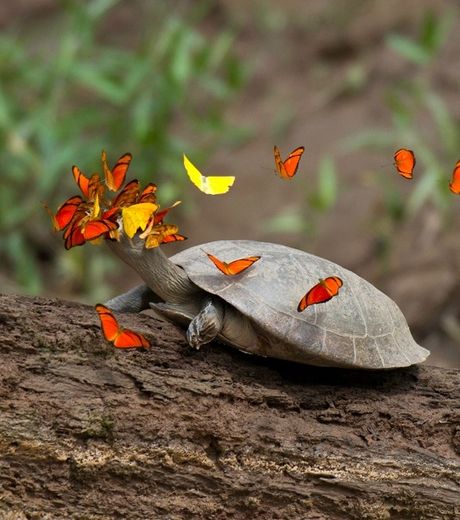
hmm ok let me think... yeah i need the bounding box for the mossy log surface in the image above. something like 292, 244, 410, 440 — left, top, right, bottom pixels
0, 294, 459, 519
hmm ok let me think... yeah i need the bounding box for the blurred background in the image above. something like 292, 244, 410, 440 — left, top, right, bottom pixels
1, 0, 459, 367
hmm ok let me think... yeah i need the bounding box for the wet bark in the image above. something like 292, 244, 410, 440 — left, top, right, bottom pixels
0, 294, 459, 519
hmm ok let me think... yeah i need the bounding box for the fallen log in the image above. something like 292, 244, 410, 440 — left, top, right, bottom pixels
0, 294, 459, 519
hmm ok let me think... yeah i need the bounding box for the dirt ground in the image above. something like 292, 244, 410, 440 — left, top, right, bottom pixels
3, 0, 460, 367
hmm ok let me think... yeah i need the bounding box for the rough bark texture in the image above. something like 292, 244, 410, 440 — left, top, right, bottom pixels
0, 294, 459, 519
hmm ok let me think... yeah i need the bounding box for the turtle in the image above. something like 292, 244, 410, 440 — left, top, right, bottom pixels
105, 236, 430, 369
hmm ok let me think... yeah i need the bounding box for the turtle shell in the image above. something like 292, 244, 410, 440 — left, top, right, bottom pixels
172, 240, 429, 369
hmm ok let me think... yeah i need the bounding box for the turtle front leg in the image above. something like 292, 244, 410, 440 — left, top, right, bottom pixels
186, 298, 224, 350
104, 284, 161, 313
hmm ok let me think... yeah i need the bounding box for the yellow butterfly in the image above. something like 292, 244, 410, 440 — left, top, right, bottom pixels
121, 202, 158, 239
183, 154, 235, 195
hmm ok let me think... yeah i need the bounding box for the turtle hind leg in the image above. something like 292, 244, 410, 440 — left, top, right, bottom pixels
186, 298, 224, 350
105, 284, 161, 313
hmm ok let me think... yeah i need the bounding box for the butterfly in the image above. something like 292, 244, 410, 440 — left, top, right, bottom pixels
95, 304, 150, 349
448, 160, 460, 194
81, 219, 118, 241
72, 166, 105, 201
393, 148, 415, 179
121, 202, 158, 239
111, 179, 140, 208
273, 145, 305, 179
64, 224, 86, 250
138, 183, 158, 204
183, 154, 235, 195
45, 195, 84, 231
142, 224, 180, 249
297, 276, 343, 312
205, 252, 261, 276
102, 150, 132, 192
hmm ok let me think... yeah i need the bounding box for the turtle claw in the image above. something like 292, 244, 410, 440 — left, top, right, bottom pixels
186, 299, 223, 350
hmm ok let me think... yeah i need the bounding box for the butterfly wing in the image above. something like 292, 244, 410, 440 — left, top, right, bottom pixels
393, 148, 415, 179
121, 202, 158, 239
297, 276, 343, 311
113, 329, 150, 348
160, 233, 187, 244
64, 225, 86, 250
95, 304, 150, 348
282, 146, 305, 178
205, 175, 235, 195
449, 160, 460, 194
205, 253, 260, 276
138, 183, 158, 204
273, 146, 285, 177
183, 154, 235, 195
72, 165, 90, 198
274, 146, 304, 179
82, 219, 118, 241
226, 256, 261, 275
54, 196, 84, 230
112, 179, 140, 208
102, 151, 132, 192
95, 304, 120, 342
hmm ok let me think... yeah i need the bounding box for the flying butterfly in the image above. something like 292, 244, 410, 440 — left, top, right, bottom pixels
183, 154, 235, 195
297, 276, 343, 312
205, 252, 261, 276
273, 145, 305, 179
102, 150, 132, 192
95, 304, 150, 349
448, 160, 460, 194
393, 148, 415, 179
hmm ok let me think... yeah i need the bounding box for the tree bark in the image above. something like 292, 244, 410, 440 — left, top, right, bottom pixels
0, 294, 459, 519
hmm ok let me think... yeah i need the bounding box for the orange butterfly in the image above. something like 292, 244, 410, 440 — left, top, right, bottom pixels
82, 219, 118, 241
393, 148, 415, 179
64, 225, 86, 250
161, 234, 187, 244
274, 145, 305, 179
45, 195, 84, 231
111, 179, 140, 208
297, 276, 343, 312
205, 252, 261, 276
95, 304, 150, 349
102, 150, 132, 192
448, 160, 460, 194
138, 183, 158, 204
72, 166, 104, 200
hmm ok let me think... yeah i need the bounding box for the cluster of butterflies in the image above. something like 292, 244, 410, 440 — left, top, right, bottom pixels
46, 151, 184, 251
52, 144, 459, 351
393, 148, 460, 193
